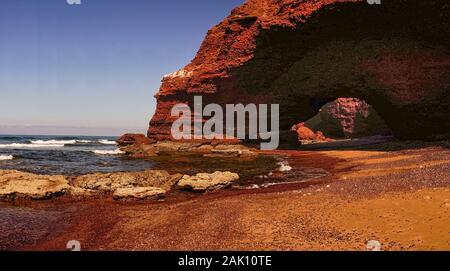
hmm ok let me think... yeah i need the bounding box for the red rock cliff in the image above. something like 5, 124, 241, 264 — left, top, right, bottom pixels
304, 98, 389, 138
148, 0, 450, 142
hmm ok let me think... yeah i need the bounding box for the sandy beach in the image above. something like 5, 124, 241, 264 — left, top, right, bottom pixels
1, 140, 448, 251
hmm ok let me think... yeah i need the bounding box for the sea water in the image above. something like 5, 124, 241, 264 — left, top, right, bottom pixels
0, 135, 154, 175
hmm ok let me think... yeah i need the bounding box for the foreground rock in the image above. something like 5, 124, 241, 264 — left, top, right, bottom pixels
0, 169, 241, 200
0, 170, 69, 200
0, 170, 181, 201
177, 171, 239, 192
113, 187, 166, 200
70, 170, 179, 193
118, 134, 257, 158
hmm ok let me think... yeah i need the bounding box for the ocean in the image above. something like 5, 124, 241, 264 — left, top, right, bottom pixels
0, 135, 154, 175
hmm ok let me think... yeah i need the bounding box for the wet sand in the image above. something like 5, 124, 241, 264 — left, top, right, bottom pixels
1, 141, 449, 251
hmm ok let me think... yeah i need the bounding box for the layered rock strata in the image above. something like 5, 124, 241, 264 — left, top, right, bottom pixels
148, 0, 450, 142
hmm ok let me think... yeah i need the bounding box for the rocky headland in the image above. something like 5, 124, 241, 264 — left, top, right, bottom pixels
148, 0, 450, 143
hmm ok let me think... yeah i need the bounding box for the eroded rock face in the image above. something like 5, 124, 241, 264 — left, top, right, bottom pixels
0, 170, 69, 200
148, 0, 450, 142
177, 171, 240, 192
117, 133, 155, 147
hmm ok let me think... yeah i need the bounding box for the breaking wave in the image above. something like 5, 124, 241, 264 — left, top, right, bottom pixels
31, 139, 81, 145
0, 155, 14, 161
0, 143, 65, 149
0, 139, 117, 149
99, 139, 117, 145
92, 149, 124, 155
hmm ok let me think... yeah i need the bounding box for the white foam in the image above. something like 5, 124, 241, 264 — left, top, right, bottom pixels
31, 139, 77, 145
98, 139, 117, 145
277, 161, 292, 172
92, 149, 124, 155
31, 139, 95, 145
0, 143, 65, 149
77, 140, 93, 143
0, 155, 13, 161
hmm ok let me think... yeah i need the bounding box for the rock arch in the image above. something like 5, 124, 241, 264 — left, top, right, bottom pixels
148, 0, 450, 142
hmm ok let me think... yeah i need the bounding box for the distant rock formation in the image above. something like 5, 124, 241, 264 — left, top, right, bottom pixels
117, 133, 155, 147
148, 0, 450, 143
118, 134, 256, 158
304, 98, 390, 139
291, 122, 332, 144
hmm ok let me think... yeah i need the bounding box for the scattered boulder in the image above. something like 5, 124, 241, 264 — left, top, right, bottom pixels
117, 134, 159, 158
294, 124, 316, 140
0, 170, 70, 200
113, 187, 166, 200
177, 171, 239, 192
117, 133, 155, 147
291, 123, 333, 144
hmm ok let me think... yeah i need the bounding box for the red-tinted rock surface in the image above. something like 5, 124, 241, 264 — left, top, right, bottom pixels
304, 98, 390, 138
291, 123, 332, 143
117, 134, 154, 147
148, 0, 450, 142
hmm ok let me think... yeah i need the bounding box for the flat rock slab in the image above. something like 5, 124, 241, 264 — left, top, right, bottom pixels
0, 170, 69, 200
113, 187, 166, 200
71, 170, 180, 193
177, 171, 239, 192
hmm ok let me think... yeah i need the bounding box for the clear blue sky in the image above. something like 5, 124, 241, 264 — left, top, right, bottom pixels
0, 0, 244, 136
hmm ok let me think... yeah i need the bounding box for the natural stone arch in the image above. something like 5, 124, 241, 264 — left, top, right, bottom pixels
148, 0, 450, 142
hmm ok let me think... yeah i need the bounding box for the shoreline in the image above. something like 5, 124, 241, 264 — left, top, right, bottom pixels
1, 141, 449, 251
0, 142, 450, 251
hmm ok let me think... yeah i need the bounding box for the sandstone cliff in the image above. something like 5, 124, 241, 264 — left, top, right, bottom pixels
148, 0, 450, 142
